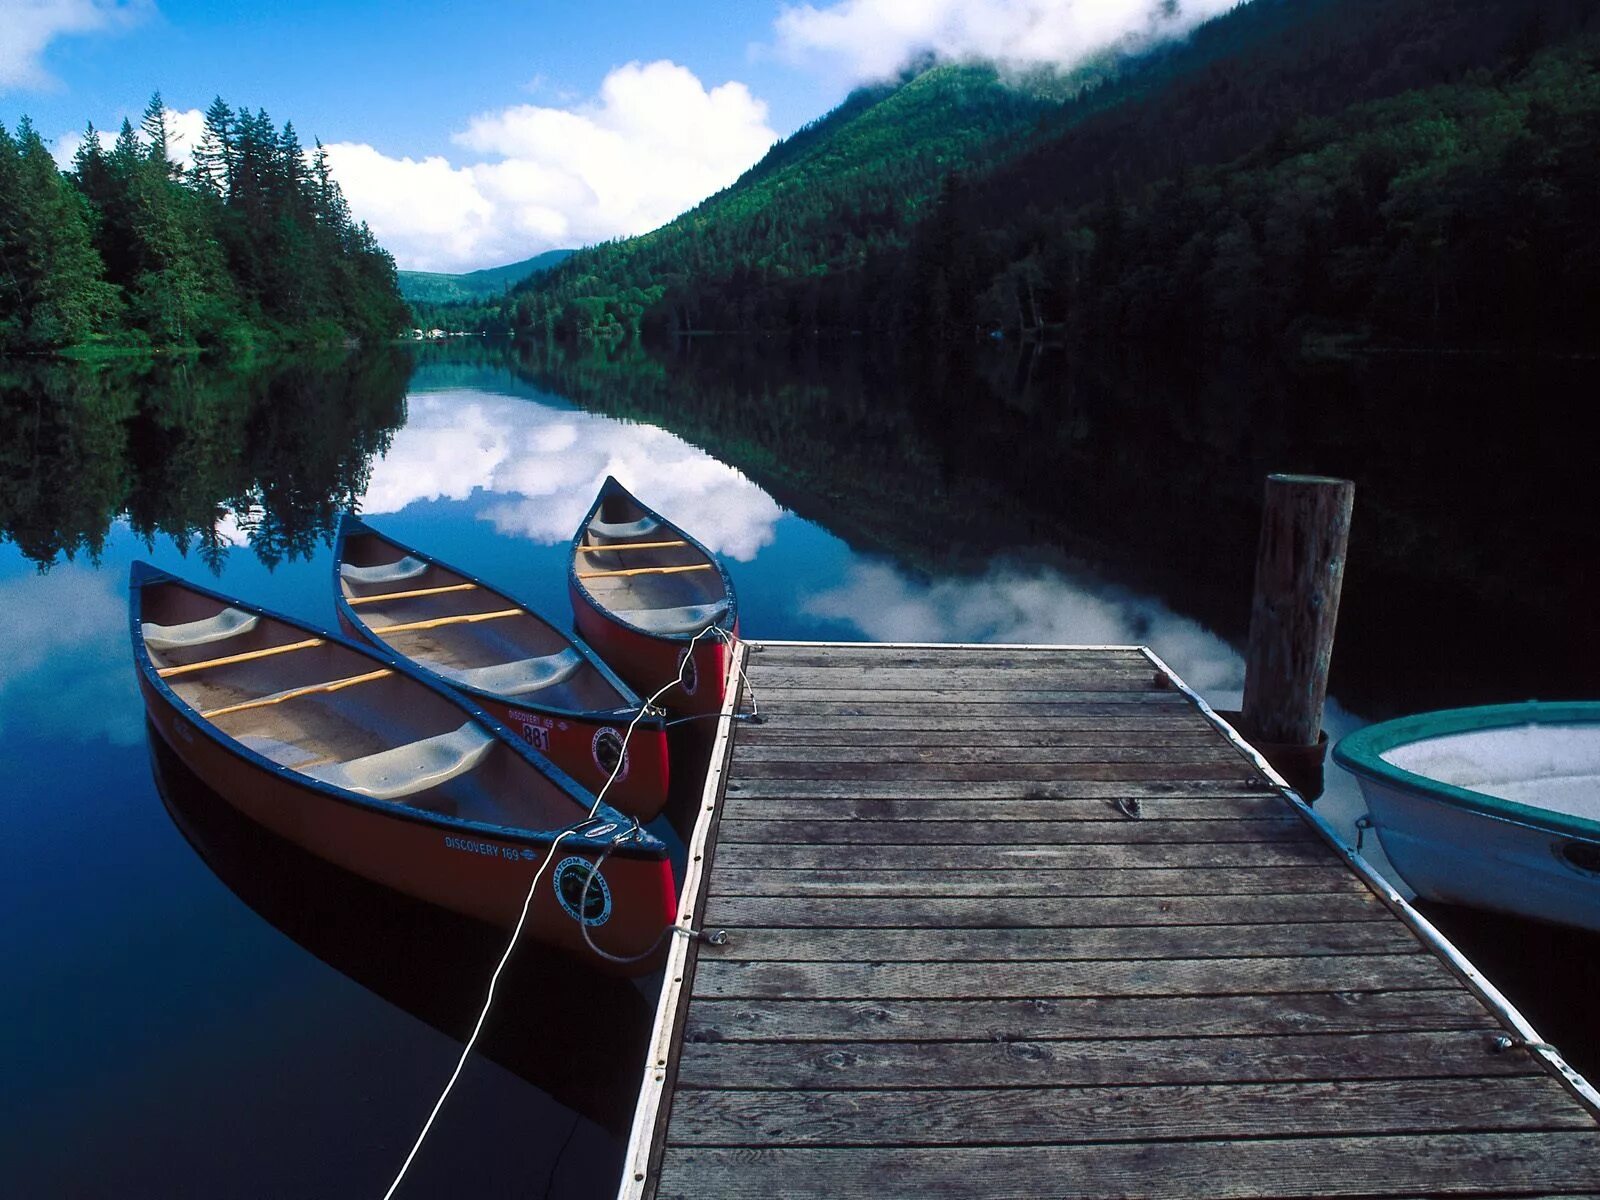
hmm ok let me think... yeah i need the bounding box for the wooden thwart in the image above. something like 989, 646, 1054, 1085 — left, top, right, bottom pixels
345, 582, 478, 606
577, 563, 714, 580
201, 668, 392, 719
577, 539, 689, 553
368, 608, 523, 634
157, 636, 324, 678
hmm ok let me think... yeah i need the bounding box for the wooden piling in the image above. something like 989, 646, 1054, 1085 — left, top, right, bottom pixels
1240, 474, 1354, 755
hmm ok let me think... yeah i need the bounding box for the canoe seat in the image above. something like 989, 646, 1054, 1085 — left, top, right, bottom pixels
615, 600, 729, 636
302, 722, 495, 801
341, 557, 428, 585
434, 648, 583, 698
143, 607, 260, 651
589, 516, 659, 540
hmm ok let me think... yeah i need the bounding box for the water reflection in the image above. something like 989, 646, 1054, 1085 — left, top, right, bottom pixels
363, 386, 783, 560
149, 728, 654, 1137
0, 565, 142, 745
521, 338, 1598, 720
803, 559, 1247, 699
0, 351, 410, 570
2, 339, 1594, 1196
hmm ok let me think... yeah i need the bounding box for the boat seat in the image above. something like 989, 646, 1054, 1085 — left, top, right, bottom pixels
589, 516, 660, 540
433, 648, 583, 698
341, 557, 429, 585
301, 722, 495, 801
615, 600, 729, 636
143, 607, 260, 651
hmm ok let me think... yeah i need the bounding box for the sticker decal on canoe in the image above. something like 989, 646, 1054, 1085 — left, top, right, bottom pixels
592, 726, 629, 780
678, 647, 699, 695
553, 856, 613, 926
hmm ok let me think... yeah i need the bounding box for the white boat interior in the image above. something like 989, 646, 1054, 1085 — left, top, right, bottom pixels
1382, 723, 1600, 822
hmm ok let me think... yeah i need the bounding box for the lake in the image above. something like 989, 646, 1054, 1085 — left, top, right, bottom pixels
1, 340, 1594, 1197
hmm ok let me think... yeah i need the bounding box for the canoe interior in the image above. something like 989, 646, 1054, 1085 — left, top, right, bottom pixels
579, 489, 727, 618
1382, 723, 1600, 823
340, 529, 629, 714
141, 579, 586, 834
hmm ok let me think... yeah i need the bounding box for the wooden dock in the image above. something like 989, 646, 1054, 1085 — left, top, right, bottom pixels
622, 642, 1600, 1199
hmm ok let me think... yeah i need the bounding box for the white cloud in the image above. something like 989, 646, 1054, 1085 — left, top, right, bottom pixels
322, 60, 776, 273
53, 105, 204, 172
361, 387, 783, 562
773, 0, 1238, 82
0, 0, 151, 92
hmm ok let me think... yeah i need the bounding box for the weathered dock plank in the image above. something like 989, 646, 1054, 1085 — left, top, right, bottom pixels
667, 1076, 1596, 1145
653, 1134, 1600, 1200
620, 642, 1600, 1200
681, 990, 1499, 1042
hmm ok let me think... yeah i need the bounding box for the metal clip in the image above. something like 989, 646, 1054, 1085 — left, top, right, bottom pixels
697, 928, 729, 946
1354, 814, 1373, 851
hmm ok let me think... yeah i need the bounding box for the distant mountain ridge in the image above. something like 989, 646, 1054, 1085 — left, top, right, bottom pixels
488, 0, 1600, 351
399, 249, 574, 305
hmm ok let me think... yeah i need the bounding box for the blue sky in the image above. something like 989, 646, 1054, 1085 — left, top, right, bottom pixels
1, 0, 1231, 272
2, 1, 839, 160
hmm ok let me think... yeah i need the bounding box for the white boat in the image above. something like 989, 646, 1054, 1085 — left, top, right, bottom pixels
1333, 701, 1600, 932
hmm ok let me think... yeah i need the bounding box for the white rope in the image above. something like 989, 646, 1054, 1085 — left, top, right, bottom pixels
379, 823, 578, 1200
380, 620, 742, 1198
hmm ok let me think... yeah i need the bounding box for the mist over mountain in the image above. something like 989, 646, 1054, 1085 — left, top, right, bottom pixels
477, 0, 1600, 353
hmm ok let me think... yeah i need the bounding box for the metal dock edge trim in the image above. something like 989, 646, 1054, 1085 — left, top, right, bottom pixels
618, 639, 749, 1200
1140, 645, 1600, 1122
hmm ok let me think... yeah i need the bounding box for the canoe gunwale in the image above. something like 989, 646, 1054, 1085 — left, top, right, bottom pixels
333, 514, 662, 730
129, 562, 665, 861
567, 476, 739, 646
1333, 702, 1600, 844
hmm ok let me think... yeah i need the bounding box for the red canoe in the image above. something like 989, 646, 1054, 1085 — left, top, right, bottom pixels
130, 562, 675, 973
333, 514, 670, 820
567, 477, 739, 718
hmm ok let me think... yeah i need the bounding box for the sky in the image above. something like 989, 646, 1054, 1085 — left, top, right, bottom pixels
0, 0, 1234, 274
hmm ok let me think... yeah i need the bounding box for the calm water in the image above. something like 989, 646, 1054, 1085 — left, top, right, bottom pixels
1, 342, 1594, 1197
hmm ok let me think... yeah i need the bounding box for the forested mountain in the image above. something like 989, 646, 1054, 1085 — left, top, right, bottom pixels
398, 250, 574, 305
504, 0, 1600, 351
0, 95, 409, 355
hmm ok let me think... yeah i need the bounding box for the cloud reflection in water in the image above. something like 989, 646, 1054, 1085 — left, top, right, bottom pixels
804, 560, 1247, 704
360, 389, 783, 561
0, 565, 142, 746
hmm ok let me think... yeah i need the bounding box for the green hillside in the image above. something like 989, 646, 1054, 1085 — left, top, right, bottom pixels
502, 0, 1600, 352
398, 249, 573, 305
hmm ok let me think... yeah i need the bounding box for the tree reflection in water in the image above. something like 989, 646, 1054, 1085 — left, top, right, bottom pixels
0, 349, 410, 571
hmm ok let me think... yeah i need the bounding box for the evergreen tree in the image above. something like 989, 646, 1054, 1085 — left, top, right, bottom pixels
192, 97, 234, 197
0, 119, 115, 350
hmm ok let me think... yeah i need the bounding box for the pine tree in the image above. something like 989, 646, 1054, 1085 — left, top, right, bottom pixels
0, 119, 115, 350
140, 92, 170, 174
192, 97, 234, 197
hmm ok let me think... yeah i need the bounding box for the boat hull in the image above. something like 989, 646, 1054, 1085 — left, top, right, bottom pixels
570, 579, 734, 717
1335, 702, 1600, 936
138, 672, 674, 971
1357, 773, 1600, 932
